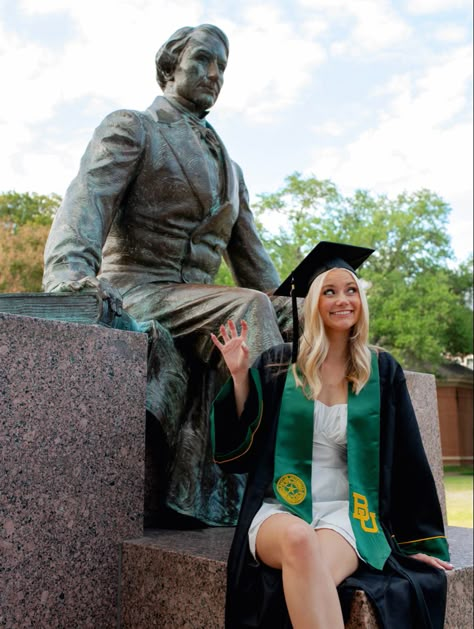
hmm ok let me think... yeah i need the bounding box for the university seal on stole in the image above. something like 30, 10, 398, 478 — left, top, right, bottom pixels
276, 473, 307, 505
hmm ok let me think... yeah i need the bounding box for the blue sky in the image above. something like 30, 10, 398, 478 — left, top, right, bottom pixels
1, 0, 472, 262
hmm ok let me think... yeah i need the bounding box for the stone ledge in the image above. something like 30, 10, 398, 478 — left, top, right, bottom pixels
120, 528, 230, 629
119, 526, 473, 629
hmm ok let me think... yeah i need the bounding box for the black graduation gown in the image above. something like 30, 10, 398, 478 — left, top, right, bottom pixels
211, 344, 449, 629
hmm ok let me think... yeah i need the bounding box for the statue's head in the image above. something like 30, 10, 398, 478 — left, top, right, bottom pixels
156, 24, 229, 114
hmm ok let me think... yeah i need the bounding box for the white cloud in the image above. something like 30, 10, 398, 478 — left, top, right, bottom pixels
216, 5, 327, 121
299, 0, 411, 54
0, 24, 58, 124
301, 17, 328, 38
309, 44, 473, 257
404, 0, 472, 15
432, 24, 469, 44
312, 121, 345, 137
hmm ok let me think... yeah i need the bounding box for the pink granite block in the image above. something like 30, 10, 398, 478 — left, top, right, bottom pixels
405, 371, 447, 524
120, 528, 229, 628
345, 590, 378, 628
0, 313, 147, 628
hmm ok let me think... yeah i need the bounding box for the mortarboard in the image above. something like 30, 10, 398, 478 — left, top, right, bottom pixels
274, 241, 375, 362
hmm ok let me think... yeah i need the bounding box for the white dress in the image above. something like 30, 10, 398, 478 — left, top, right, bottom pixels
248, 401, 359, 560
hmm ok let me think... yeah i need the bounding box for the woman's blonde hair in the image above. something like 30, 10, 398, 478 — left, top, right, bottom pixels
293, 268, 371, 399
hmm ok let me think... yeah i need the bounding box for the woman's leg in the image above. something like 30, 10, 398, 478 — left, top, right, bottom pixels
255, 515, 358, 629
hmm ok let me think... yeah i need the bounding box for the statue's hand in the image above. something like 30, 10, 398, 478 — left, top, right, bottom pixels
56, 276, 123, 316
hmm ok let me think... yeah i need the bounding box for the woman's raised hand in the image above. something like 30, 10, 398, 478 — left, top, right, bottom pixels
211, 319, 250, 379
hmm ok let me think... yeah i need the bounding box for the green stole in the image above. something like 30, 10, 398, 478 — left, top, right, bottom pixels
272, 351, 392, 570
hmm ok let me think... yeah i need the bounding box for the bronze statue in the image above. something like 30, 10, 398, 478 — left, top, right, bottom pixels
43, 24, 292, 526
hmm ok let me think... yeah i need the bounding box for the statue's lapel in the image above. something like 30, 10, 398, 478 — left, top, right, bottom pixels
146, 97, 239, 218
146, 97, 213, 212
205, 122, 239, 208
158, 120, 214, 212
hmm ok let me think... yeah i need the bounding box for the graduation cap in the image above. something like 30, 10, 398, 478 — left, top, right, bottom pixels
274, 241, 375, 362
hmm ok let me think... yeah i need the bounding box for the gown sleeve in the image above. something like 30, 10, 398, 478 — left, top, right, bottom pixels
210, 344, 290, 474
210, 366, 265, 474
388, 362, 450, 561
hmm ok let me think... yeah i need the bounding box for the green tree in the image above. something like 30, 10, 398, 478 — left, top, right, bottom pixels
443, 256, 474, 357
215, 259, 235, 286
0, 191, 60, 293
0, 191, 60, 228
253, 172, 472, 369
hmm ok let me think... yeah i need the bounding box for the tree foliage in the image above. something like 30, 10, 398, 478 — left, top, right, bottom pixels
0, 191, 60, 293
251, 173, 472, 370
0, 191, 60, 228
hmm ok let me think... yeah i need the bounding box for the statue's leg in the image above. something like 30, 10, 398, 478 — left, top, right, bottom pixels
110, 314, 189, 525
122, 283, 285, 525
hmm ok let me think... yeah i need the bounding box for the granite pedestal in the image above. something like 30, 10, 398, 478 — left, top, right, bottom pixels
0, 314, 147, 628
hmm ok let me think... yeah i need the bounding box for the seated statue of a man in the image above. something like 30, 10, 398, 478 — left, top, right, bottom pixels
43, 24, 292, 526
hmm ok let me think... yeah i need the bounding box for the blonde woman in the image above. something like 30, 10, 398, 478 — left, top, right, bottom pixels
210, 242, 452, 629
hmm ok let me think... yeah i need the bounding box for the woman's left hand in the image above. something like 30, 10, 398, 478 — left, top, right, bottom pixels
411, 553, 454, 571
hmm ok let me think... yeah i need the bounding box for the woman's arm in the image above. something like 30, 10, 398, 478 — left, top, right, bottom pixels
210, 320, 270, 473
211, 319, 250, 417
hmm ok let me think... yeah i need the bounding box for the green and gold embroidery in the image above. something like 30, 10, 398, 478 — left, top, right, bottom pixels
352, 492, 379, 533
276, 474, 307, 505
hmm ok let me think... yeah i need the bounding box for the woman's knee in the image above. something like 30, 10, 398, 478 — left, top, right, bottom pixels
281, 521, 320, 567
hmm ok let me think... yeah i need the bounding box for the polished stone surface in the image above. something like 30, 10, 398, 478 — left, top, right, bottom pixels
120, 528, 230, 628
346, 590, 378, 628
405, 370, 447, 525
0, 313, 147, 628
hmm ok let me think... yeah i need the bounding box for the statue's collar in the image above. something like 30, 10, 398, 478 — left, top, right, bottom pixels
163, 96, 210, 124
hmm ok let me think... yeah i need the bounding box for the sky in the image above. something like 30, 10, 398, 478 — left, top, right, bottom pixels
1, 0, 472, 263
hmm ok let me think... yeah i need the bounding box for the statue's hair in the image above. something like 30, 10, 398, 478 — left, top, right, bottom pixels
155, 24, 229, 89
293, 268, 372, 399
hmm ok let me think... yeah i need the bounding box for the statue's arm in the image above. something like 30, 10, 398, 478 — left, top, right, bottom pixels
43, 109, 146, 308
224, 164, 280, 292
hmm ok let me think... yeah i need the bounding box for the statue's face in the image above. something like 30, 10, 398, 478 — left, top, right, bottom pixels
167, 31, 227, 114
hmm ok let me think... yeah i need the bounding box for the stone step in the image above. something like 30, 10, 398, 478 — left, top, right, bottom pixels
119, 525, 473, 629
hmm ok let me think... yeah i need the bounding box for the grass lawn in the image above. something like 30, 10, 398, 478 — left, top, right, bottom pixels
443, 466, 473, 528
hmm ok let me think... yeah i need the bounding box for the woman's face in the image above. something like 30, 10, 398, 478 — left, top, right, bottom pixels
318, 268, 361, 333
